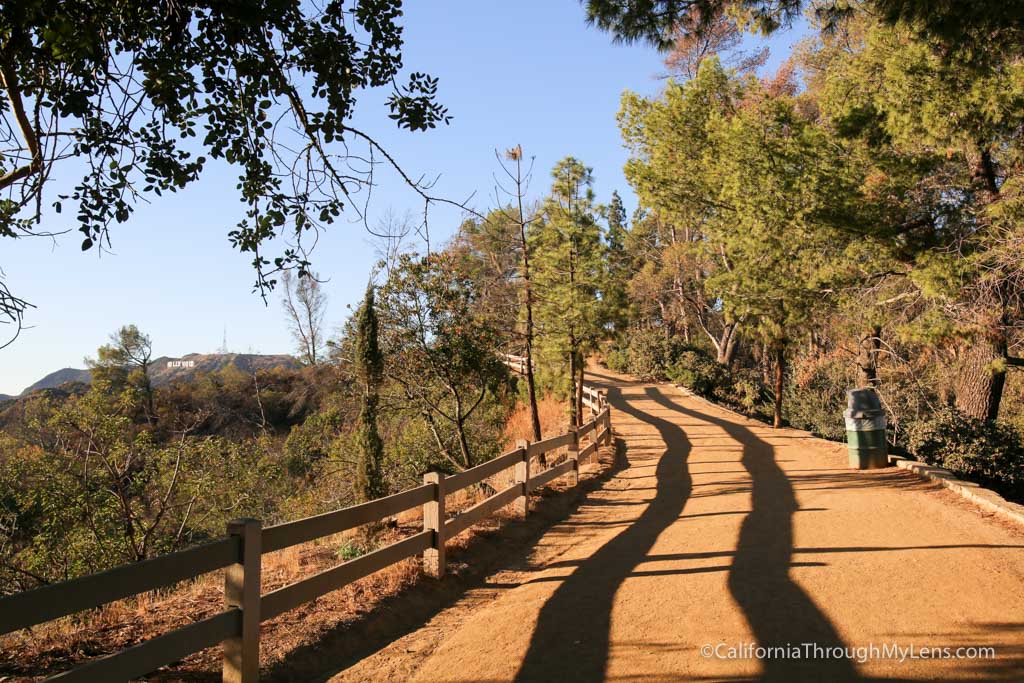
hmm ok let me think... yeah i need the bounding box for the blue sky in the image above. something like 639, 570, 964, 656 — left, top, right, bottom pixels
0, 2, 808, 395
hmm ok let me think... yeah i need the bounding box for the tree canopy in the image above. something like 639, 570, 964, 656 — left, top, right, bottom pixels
583, 0, 1024, 53
608, 3, 1024, 444
0, 0, 453, 331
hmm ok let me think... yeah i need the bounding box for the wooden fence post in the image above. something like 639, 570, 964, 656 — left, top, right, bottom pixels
567, 427, 579, 485
604, 407, 612, 446
223, 518, 261, 683
423, 472, 446, 579
514, 440, 530, 519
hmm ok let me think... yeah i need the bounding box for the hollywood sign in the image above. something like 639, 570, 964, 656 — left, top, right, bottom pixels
167, 360, 196, 369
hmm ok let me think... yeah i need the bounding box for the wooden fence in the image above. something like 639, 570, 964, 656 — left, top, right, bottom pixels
498, 351, 530, 375
0, 372, 611, 682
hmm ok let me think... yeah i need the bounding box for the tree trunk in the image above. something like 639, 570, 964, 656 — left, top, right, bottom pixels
973, 145, 999, 196
773, 344, 785, 429
568, 349, 578, 429
576, 357, 585, 425
717, 321, 741, 367
518, 205, 543, 443
141, 363, 157, 426
955, 333, 1007, 421
420, 405, 460, 471
455, 417, 473, 470
760, 341, 772, 386
524, 344, 542, 442
954, 147, 1005, 422
522, 293, 541, 442
856, 325, 882, 388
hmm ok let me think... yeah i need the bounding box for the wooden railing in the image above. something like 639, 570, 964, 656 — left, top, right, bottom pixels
0, 377, 612, 682
500, 352, 609, 418
498, 351, 530, 375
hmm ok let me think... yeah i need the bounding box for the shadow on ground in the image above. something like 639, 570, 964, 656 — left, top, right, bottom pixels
256, 438, 629, 682
645, 387, 1024, 683
513, 384, 693, 682
647, 388, 858, 682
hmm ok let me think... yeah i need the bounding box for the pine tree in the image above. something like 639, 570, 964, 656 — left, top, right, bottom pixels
808, 11, 1024, 421
603, 191, 632, 334
618, 59, 747, 364
452, 145, 544, 443
506, 146, 544, 443
532, 157, 606, 426
705, 85, 857, 427
620, 58, 861, 426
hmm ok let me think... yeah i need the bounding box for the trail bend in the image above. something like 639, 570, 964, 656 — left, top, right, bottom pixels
336, 368, 1024, 682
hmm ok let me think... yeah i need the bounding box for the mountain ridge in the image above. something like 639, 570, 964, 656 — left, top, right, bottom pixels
16, 352, 300, 396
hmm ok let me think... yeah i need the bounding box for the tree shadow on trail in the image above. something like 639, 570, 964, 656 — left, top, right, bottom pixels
646, 389, 860, 682
513, 385, 693, 682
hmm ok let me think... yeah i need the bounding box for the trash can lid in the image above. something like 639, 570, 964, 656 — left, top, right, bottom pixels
847, 388, 882, 412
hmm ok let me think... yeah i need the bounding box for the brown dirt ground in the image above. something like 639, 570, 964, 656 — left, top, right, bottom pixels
331, 367, 1024, 683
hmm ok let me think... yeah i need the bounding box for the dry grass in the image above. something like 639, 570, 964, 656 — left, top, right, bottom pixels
0, 523, 436, 681
503, 395, 569, 445
0, 394, 601, 681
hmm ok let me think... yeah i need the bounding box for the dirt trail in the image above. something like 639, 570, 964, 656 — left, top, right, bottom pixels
335, 369, 1024, 682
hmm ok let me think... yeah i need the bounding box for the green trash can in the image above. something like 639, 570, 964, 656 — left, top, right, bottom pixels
845, 388, 888, 469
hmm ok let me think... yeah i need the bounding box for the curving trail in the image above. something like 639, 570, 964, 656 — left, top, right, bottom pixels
338, 368, 1024, 682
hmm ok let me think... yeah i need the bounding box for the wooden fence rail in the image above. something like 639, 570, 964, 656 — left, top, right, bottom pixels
0, 368, 612, 683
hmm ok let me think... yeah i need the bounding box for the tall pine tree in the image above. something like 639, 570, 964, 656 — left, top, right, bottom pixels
603, 191, 632, 334
532, 157, 606, 426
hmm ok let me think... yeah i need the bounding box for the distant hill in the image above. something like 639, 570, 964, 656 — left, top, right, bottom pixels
21, 367, 92, 395
0, 394, 12, 402
17, 353, 300, 396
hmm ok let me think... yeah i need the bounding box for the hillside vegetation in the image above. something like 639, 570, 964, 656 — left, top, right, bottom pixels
0, 151, 617, 596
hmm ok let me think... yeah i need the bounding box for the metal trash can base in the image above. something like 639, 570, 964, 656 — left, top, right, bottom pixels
846, 428, 888, 469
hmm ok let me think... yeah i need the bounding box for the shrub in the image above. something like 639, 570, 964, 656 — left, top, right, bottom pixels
906, 409, 1024, 502
284, 405, 345, 477
604, 328, 689, 380
783, 353, 850, 441
784, 386, 846, 441
604, 347, 630, 373
665, 347, 774, 420
726, 368, 773, 419
336, 539, 365, 561
666, 348, 726, 396
624, 329, 680, 380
